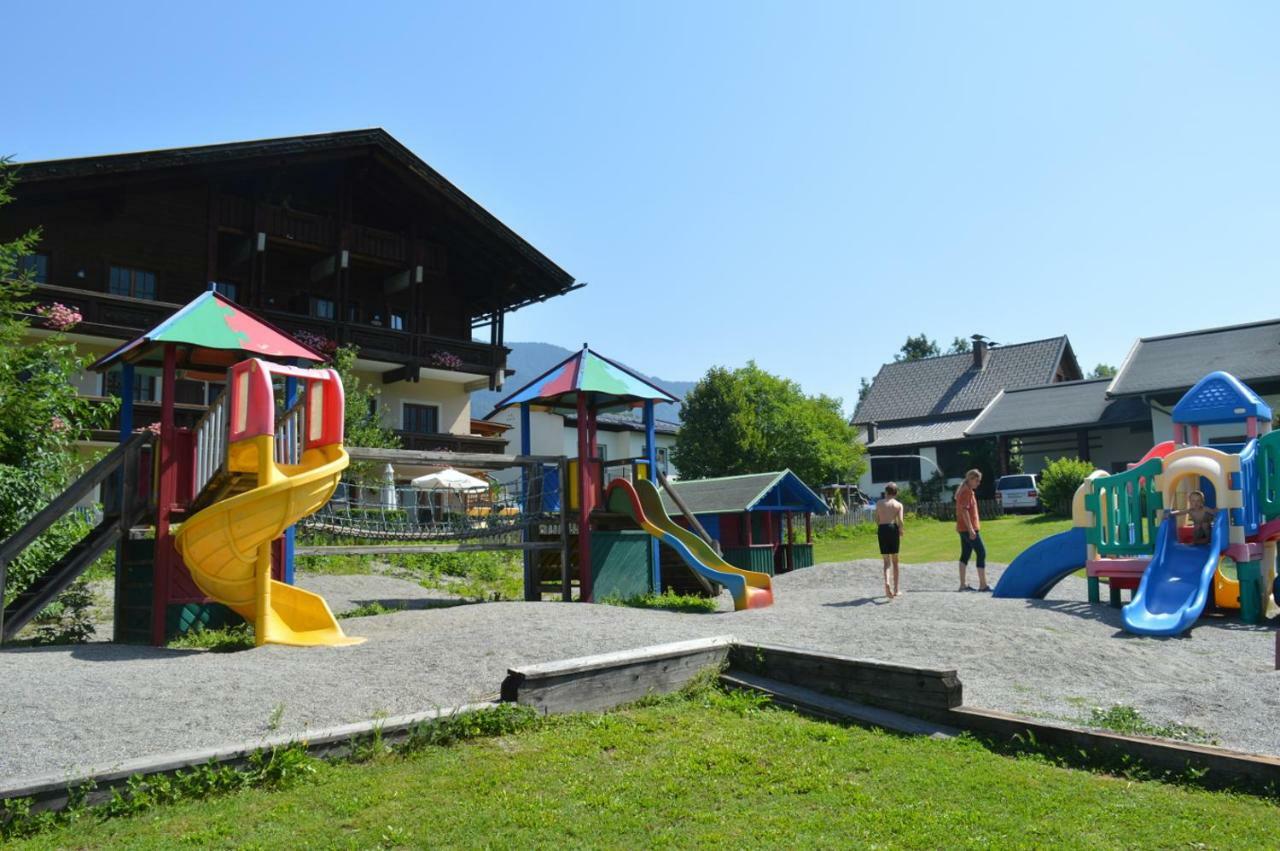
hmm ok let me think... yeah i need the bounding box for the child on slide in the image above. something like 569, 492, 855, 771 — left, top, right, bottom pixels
875, 483, 905, 598
1170, 490, 1216, 545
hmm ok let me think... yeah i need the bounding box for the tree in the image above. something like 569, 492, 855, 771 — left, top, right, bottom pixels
326, 345, 401, 484
893, 334, 941, 362
857, 376, 872, 404
1088, 363, 1117, 379
0, 157, 116, 621
673, 362, 866, 487
947, 336, 972, 355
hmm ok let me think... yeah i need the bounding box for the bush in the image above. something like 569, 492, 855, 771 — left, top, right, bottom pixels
1038, 457, 1096, 516
29, 579, 96, 645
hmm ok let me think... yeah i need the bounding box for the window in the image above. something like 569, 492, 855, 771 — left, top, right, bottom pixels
402, 403, 439, 434
657, 447, 670, 474
109, 266, 157, 300
596, 444, 608, 462
17, 253, 49, 283
310, 297, 336, 320
870, 455, 919, 483
213, 281, 237, 302
103, 369, 160, 403
389, 311, 405, 331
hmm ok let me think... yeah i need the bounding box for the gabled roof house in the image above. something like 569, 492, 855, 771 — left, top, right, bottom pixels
851, 336, 1082, 493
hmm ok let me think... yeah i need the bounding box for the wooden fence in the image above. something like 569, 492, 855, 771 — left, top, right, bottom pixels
814, 499, 1004, 531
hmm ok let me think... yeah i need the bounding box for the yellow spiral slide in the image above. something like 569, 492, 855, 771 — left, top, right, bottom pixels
175, 434, 363, 647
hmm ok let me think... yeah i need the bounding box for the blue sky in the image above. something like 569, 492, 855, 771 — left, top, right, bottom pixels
6, 2, 1279, 413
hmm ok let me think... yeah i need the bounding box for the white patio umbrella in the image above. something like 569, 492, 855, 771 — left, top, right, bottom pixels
380, 463, 398, 509
410, 468, 489, 520
410, 468, 488, 491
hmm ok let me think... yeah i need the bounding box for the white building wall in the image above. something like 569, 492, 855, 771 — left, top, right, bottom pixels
371, 375, 471, 436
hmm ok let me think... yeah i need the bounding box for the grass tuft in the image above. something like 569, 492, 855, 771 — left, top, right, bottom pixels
601, 590, 719, 613
1085, 704, 1217, 745
337, 601, 406, 619
166, 624, 255, 653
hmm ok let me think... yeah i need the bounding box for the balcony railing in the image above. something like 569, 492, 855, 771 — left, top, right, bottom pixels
394, 431, 509, 454
23, 284, 503, 379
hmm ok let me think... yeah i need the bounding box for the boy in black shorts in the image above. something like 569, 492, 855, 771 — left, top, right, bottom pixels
875, 483, 906, 598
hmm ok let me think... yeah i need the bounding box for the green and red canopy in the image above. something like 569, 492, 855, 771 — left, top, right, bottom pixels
492, 345, 678, 415
91, 291, 325, 374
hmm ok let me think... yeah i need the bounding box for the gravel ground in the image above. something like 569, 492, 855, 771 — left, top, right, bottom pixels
2, 559, 1278, 785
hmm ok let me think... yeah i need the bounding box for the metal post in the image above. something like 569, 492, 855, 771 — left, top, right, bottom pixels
520, 403, 536, 601
644, 400, 660, 593
152, 344, 178, 646
282, 374, 298, 585
577, 394, 593, 602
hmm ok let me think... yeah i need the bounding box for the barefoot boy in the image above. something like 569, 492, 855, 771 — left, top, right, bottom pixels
875, 483, 905, 597
1170, 490, 1217, 545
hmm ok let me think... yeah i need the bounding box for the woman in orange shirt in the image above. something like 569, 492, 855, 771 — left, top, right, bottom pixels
955, 469, 990, 592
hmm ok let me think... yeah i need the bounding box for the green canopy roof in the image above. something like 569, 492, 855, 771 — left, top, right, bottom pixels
91, 290, 325, 373
491, 345, 679, 415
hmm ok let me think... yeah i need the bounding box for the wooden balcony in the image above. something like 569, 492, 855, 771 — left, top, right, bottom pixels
22, 284, 504, 381
215, 194, 443, 268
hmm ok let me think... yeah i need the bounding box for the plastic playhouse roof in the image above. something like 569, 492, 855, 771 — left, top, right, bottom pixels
1171, 371, 1272, 425
659, 470, 830, 516
491, 345, 679, 416
91, 290, 325, 373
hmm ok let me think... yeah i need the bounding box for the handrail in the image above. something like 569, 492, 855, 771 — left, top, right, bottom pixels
0, 431, 152, 570
0, 430, 152, 641
192, 389, 229, 499
275, 398, 305, 465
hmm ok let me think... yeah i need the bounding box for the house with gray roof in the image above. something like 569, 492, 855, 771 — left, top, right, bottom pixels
851, 335, 1082, 496
1107, 317, 1280, 445
966, 379, 1152, 474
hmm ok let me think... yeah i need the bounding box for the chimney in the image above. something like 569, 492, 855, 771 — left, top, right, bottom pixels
971, 334, 990, 370
866, 421, 878, 444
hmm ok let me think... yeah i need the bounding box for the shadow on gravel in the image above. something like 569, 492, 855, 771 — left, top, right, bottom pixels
1022, 599, 1126, 629
823, 597, 890, 608
345, 597, 474, 613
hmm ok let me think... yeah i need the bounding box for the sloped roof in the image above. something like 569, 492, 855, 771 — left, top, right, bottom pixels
16, 128, 575, 297
91, 290, 324, 372
564, 412, 680, 435
660, 470, 829, 516
865, 418, 973, 448
491, 346, 679, 416
1109, 318, 1280, 397
966, 379, 1149, 437
852, 337, 1075, 424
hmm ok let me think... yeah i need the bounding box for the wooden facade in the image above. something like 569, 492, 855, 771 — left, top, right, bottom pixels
3, 129, 578, 448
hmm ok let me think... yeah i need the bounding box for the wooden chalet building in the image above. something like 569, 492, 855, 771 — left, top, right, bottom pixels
2, 129, 578, 453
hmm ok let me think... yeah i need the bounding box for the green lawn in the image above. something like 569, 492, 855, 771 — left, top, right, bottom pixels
814, 513, 1073, 565
11, 688, 1279, 849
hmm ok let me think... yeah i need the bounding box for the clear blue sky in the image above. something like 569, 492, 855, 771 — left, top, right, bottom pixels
6, 2, 1279, 413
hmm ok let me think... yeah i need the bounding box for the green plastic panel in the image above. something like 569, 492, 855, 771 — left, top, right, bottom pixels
723, 546, 775, 576
791, 543, 815, 569
1083, 457, 1164, 556
591, 530, 654, 600
1258, 431, 1280, 521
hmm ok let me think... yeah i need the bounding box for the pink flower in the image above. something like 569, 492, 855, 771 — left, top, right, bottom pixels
429, 351, 465, 370
293, 330, 339, 355
36, 302, 82, 331
50, 415, 68, 433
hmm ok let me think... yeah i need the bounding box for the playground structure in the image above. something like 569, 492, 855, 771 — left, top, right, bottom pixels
0, 296, 778, 647
994, 371, 1280, 636
0, 290, 364, 647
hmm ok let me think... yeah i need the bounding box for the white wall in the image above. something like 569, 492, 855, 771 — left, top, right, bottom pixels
1149, 394, 1280, 445
368, 375, 471, 435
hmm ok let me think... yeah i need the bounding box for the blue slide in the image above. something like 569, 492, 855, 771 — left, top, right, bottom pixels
1122, 512, 1227, 636
992, 527, 1088, 599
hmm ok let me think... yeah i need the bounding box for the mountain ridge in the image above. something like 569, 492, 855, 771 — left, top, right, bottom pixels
471, 341, 694, 423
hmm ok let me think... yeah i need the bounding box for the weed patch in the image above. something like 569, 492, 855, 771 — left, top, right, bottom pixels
1085, 704, 1217, 745
167, 624, 254, 653
601, 590, 718, 613
337, 601, 406, 619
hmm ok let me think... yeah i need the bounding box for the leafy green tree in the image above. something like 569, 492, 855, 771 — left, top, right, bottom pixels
1089, 363, 1117, 379
857, 376, 872, 404
673, 362, 865, 487
327, 345, 400, 451
894, 334, 941, 362
0, 157, 116, 612
947, 336, 972, 355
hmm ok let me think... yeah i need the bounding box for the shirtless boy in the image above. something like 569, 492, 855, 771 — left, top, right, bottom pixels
875, 483, 906, 598
1170, 490, 1217, 545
